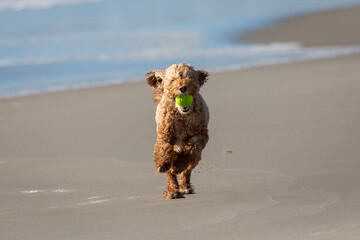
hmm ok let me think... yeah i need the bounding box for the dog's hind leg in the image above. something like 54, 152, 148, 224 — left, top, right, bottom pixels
163, 171, 183, 199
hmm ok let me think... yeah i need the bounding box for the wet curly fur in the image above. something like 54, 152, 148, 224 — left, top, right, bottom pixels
146, 63, 209, 199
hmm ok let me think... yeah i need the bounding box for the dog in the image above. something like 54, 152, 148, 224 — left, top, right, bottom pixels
146, 63, 209, 199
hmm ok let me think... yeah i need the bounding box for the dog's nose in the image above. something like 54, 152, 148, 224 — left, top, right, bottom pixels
179, 86, 187, 93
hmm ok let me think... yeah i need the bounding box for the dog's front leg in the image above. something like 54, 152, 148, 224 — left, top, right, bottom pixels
186, 129, 209, 152
177, 130, 209, 194
153, 137, 176, 173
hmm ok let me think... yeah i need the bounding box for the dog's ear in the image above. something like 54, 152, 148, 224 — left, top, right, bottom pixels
197, 70, 209, 87
146, 70, 164, 89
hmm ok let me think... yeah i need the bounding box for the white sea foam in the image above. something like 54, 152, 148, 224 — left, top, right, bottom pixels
20, 189, 73, 194
1, 43, 360, 68
20, 190, 45, 194
51, 189, 73, 193
210, 45, 360, 72
0, 0, 110, 12
77, 198, 113, 205
0, 77, 126, 99
0, 30, 202, 47
86, 196, 101, 200
86, 199, 110, 204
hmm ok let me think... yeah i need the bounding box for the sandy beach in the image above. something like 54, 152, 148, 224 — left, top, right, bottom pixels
1, 6, 360, 240
241, 6, 360, 46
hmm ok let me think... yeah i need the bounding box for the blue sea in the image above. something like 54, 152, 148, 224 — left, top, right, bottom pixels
1, 0, 360, 98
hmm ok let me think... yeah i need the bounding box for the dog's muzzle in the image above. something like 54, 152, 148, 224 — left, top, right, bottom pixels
180, 106, 190, 113
176, 104, 191, 114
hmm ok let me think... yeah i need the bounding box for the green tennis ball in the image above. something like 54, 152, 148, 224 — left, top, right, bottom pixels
175, 94, 193, 108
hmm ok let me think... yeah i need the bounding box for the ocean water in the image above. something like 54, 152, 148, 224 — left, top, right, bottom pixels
1, 0, 360, 98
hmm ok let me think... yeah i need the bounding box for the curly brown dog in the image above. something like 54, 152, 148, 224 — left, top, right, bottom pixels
146, 63, 209, 199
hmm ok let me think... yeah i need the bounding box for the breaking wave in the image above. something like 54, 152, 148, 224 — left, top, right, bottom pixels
0, 0, 110, 12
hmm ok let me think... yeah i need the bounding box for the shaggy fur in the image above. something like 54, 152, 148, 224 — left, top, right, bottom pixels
146, 63, 209, 199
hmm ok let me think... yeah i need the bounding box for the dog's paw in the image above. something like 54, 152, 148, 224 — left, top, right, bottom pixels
156, 162, 171, 173
186, 136, 198, 146
163, 191, 184, 199
180, 187, 195, 194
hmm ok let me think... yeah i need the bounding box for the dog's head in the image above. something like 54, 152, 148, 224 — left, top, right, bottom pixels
146, 63, 208, 113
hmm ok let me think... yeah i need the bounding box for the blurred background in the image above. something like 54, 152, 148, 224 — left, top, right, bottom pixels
1, 0, 360, 98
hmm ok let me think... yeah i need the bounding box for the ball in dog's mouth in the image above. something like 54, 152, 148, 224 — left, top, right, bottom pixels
175, 94, 193, 113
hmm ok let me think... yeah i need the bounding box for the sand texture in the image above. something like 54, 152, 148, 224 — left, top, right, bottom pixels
241, 6, 360, 46
1, 6, 360, 240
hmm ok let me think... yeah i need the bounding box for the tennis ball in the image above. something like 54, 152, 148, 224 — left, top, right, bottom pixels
175, 94, 193, 108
